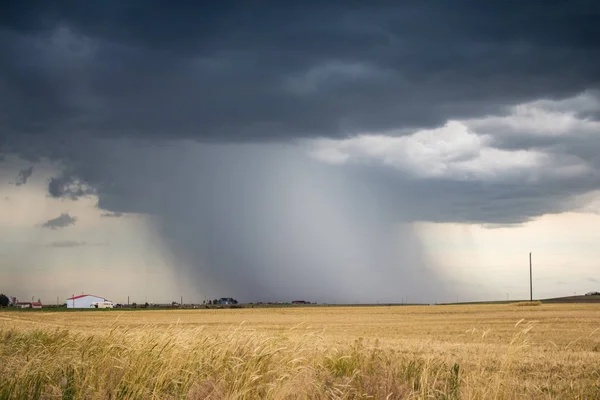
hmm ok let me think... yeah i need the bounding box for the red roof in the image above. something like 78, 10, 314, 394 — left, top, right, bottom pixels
67, 294, 106, 300
67, 294, 89, 300
32, 302, 42, 306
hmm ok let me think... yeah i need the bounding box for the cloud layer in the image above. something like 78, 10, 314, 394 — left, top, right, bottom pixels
1, 1, 599, 149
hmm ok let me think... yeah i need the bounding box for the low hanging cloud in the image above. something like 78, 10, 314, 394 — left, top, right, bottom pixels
40, 213, 77, 229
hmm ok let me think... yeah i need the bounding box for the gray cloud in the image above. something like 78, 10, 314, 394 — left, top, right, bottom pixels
12, 166, 33, 186
40, 213, 77, 229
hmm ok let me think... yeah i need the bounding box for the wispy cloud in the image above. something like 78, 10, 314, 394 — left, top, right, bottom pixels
46, 240, 109, 248
47, 240, 87, 248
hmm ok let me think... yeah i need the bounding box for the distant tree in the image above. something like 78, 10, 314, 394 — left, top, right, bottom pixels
213, 299, 219, 305
0, 294, 8, 307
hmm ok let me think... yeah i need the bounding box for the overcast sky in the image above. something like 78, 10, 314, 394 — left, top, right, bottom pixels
1, 1, 599, 304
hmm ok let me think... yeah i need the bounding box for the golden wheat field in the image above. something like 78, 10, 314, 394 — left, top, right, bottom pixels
1, 303, 599, 399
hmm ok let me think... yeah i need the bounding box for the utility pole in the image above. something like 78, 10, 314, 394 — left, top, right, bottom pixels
529, 252, 533, 302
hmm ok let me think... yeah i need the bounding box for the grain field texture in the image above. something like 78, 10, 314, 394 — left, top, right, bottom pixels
1, 304, 599, 399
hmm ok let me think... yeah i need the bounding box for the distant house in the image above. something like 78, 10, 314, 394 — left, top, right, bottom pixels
66, 294, 111, 308
217, 297, 238, 305
16, 301, 42, 309
291, 300, 311, 305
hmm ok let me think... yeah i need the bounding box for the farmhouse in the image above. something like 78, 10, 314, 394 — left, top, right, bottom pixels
216, 297, 238, 305
16, 301, 42, 309
67, 294, 112, 308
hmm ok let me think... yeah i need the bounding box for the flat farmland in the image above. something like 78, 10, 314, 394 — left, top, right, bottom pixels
1, 304, 599, 399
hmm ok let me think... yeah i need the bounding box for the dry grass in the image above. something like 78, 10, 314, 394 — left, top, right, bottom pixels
1, 304, 599, 399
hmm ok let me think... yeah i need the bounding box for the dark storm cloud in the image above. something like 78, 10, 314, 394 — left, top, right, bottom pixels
1, 0, 599, 146
40, 213, 77, 229
12, 166, 33, 186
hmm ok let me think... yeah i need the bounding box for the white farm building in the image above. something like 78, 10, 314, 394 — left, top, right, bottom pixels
67, 294, 112, 309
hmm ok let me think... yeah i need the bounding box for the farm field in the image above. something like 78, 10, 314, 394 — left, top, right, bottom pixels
1, 304, 599, 399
